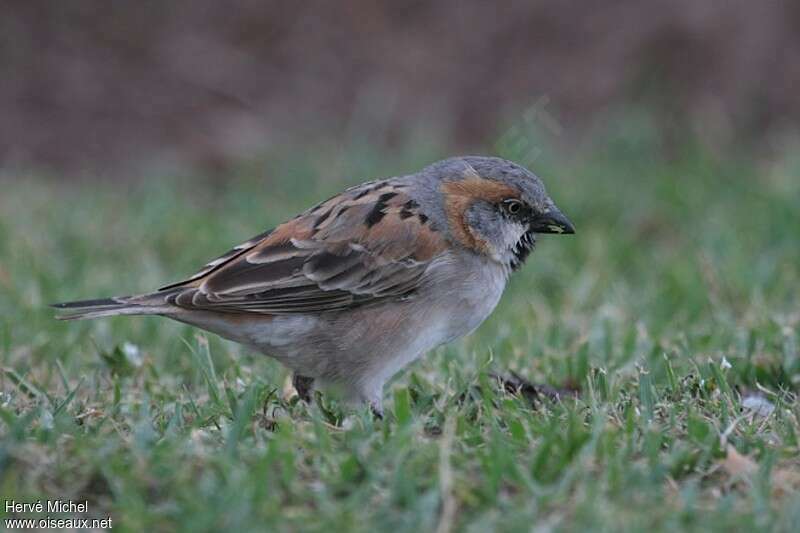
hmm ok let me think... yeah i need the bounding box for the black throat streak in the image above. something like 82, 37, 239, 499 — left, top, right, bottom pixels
509, 230, 536, 271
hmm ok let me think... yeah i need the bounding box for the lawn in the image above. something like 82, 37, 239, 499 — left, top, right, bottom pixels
1, 122, 799, 532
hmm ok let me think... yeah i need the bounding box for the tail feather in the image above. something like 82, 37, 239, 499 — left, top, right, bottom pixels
52, 295, 170, 320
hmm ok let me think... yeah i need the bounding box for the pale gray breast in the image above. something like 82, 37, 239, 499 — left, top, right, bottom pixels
419, 250, 508, 345
319, 249, 509, 388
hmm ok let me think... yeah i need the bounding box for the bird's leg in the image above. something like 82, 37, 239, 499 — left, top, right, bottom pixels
365, 390, 384, 420
491, 371, 580, 406
292, 374, 315, 403
369, 401, 384, 420
356, 382, 384, 419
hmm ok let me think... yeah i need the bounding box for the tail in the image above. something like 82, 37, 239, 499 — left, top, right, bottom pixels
52, 295, 173, 320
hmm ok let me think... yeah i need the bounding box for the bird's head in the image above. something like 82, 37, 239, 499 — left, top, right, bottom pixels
431, 156, 574, 270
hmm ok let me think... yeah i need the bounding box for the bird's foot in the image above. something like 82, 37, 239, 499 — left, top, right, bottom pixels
369, 403, 384, 420
492, 371, 580, 405
363, 393, 384, 420
292, 374, 315, 403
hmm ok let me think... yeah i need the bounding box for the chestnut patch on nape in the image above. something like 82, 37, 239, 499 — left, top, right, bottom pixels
440, 176, 519, 252
441, 176, 518, 203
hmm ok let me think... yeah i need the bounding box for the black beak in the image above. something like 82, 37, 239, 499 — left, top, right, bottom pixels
529, 208, 575, 234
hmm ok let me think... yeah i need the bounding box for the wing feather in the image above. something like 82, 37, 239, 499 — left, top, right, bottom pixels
159, 180, 446, 315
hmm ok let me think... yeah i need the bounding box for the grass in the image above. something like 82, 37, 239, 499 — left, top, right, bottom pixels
1, 123, 800, 532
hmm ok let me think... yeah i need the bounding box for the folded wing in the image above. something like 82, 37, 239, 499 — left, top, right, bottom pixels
158, 179, 446, 315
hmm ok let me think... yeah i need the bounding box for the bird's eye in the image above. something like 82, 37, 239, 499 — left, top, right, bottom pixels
503, 199, 523, 215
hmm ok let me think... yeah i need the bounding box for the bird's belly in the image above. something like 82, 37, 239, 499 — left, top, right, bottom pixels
169, 311, 318, 357
357, 261, 508, 385
168, 258, 507, 386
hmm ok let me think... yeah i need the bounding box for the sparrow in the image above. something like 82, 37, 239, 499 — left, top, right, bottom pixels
54, 156, 575, 416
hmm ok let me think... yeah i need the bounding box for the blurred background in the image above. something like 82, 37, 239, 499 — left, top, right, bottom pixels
2, 3, 800, 529
2, 0, 799, 178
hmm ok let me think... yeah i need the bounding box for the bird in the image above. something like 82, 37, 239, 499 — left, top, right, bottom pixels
54, 156, 575, 416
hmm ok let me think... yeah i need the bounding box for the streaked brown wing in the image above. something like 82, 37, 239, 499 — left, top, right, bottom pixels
159, 228, 275, 291
160, 179, 446, 314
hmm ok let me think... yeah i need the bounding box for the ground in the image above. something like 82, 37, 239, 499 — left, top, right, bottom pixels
1, 124, 799, 532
